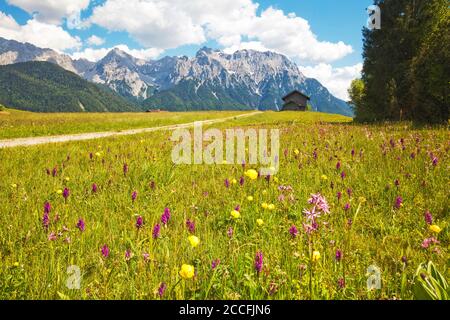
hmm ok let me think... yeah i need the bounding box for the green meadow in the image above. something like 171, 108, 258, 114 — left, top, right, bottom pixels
0, 108, 249, 139
0, 111, 448, 300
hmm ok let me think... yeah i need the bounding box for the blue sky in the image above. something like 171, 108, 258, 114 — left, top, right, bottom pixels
0, 0, 374, 99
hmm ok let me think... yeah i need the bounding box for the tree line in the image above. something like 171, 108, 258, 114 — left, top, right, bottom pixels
349, 0, 449, 124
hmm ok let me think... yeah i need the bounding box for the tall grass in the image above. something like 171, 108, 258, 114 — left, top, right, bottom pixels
0, 112, 447, 299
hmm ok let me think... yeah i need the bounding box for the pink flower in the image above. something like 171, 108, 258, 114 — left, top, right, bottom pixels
432, 157, 438, 166
308, 193, 330, 213
186, 219, 195, 233
211, 259, 221, 270
62, 187, 70, 199
394, 196, 403, 209
338, 278, 345, 289
158, 282, 167, 298
76, 218, 85, 232
152, 224, 161, 239
335, 249, 343, 262
424, 211, 433, 225
136, 215, 144, 229
254, 251, 263, 274
101, 244, 110, 258
48, 232, 57, 241
289, 225, 299, 238
421, 237, 439, 249
161, 208, 171, 225
125, 249, 132, 261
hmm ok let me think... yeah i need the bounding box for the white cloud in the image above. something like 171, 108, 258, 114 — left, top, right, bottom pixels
7, 0, 90, 25
89, 0, 205, 49
88, 0, 352, 63
245, 7, 353, 63
71, 44, 163, 62
223, 41, 269, 54
299, 63, 363, 100
86, 35, 105, 46
0, 11, 82, 51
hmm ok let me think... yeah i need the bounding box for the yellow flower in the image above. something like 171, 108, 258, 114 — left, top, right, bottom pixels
56, 189, 63, 195
11, 183, 17, 188
256, 219, 264, 226
429, 225, 442, 233
359, 196, 367, 203
247, 195, 254, 201
273, 177, 279, 183
180, 264, 195, 279
261, 202, 268, 209
312, 250, 321, 262
65, 177, 70, 182
231, 210, 241, 219
244, 169, 258, 180
13, 262, 19, 267
267, 204, 275, 211
321, 175, 328, 181
294, 149, 300, 155
222, 160, 228, 164
188, 235, 200, 248
231, 178, 237, 184
262, 190, 267, 195
95, 152, 102, 157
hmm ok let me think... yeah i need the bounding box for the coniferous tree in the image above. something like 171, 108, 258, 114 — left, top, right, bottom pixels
410, 0, 449, 123
355, 0, 449, 123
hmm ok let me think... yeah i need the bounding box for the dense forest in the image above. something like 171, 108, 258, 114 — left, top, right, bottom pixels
0, 62, 139, 113
349, 0, 449, 124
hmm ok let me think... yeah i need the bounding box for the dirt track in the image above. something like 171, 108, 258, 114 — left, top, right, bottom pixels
0, 111, 261, 149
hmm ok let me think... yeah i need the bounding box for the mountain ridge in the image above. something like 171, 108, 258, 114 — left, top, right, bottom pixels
0, 37, 353, 116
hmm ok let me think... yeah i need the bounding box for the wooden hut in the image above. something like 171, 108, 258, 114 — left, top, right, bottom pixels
281, 90, 310, 111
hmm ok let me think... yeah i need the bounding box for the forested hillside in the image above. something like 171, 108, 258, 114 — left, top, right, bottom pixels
0, 62, 139, 112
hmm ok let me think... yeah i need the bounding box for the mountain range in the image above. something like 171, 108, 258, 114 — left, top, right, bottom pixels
0, 37, 353, 116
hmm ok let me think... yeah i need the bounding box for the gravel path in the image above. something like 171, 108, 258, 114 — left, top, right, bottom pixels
0, 111, 261, 149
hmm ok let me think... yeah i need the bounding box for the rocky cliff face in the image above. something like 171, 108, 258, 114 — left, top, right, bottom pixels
0, 37, 93, 75
0, 37, 353, 116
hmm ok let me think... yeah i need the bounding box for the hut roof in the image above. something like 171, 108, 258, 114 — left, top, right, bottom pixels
282, 90, 310, 101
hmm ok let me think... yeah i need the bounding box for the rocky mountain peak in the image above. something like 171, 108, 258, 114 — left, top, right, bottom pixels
0, 37, 353, 116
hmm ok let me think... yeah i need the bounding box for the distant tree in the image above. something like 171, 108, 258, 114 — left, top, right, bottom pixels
348, 79, 366, 120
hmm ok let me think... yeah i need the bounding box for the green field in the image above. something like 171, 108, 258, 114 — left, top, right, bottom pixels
0, 108, 251, 139
0, 111, 448, 300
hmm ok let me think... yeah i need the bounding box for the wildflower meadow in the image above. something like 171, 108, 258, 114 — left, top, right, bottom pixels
0, 111, 448, 300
